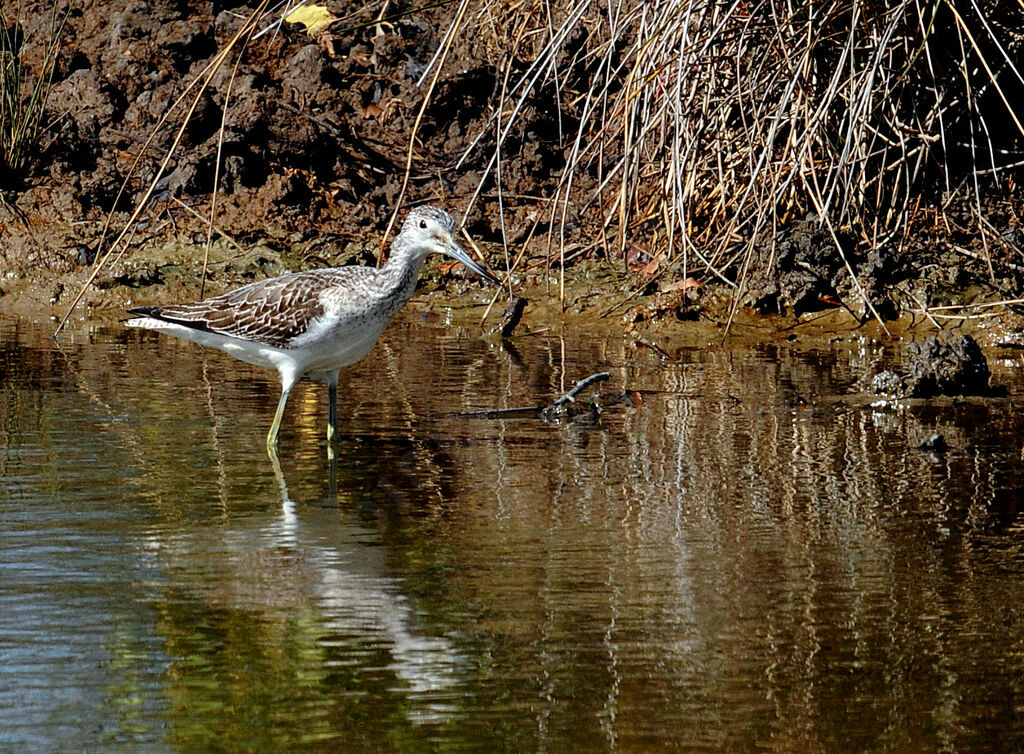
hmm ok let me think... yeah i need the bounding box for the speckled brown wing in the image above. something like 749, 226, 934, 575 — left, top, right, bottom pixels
130, 268, 371, 348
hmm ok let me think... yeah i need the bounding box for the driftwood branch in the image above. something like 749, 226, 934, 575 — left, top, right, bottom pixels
540, 372, 611, 419
449, 372, 614, 422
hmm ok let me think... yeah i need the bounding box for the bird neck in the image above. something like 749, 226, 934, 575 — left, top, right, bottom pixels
379, 237, 430, 308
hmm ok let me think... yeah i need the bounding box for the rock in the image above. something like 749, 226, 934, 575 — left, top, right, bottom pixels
870, 370, 906, 398
905, 333, 991, 397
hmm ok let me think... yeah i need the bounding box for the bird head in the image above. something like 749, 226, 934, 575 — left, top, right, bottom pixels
399, 206, 501, 285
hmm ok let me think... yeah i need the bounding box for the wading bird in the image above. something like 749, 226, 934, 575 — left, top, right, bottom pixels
125, 206, 499, 456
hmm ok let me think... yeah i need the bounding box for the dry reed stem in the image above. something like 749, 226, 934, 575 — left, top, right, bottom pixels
381, 0, 471, 260
201, 32, 252, 299
458, 0, 1023, 322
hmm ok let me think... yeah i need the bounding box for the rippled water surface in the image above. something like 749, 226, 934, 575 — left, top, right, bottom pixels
3, 311, 1024, 751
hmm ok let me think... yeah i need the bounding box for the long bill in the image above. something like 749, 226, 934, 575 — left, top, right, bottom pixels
445, 242, 502, 286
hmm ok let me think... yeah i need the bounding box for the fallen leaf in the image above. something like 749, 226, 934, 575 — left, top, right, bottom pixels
624, 242, 650, 270
659, 277, 702, 293
641, 256, 660, 275
285, 5, 338, 36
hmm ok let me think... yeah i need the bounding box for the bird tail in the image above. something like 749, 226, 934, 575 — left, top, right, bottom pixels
123, 306, 167, 328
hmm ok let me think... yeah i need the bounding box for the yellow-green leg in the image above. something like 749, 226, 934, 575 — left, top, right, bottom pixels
326, 372, 339, 444
326, 372, 339, 462
266, 385, 292, 457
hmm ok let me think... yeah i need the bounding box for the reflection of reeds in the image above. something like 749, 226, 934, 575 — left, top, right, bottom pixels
458, 1, 1024, 308
0, 1, 71, 190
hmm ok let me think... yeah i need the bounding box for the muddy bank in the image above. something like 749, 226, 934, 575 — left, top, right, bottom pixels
3, 0, 568, 266
2, 1, 1024, 339
6, 231, 1024, 369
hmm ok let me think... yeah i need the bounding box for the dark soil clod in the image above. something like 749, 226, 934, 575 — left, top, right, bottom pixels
905, 333, 992, 398
747, 218, 842, 315
498, 296, 528, 339
745, 218, 901, 318
867, 333, 1004, 402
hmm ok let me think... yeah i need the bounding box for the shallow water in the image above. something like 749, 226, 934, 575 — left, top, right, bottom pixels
3, 311, 1024, 751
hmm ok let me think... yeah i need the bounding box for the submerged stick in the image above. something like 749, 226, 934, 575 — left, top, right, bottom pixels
447, 371, 614, 422
544, 372, 612, 414
496, 296, 528, 338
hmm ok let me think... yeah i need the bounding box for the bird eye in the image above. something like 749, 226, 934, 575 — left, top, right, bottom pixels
419, 219, 428, 229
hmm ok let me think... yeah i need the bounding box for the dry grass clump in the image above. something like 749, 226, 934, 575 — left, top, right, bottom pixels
462, 0, 1024, 304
